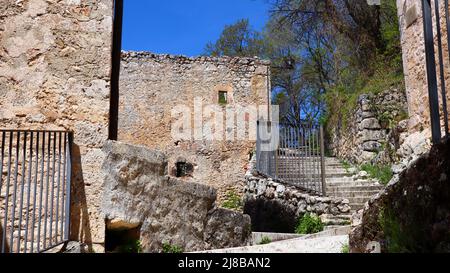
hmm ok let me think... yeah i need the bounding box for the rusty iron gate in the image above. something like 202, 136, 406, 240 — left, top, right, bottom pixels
422, 0, 450, 143
0, 129, 73, 253
256, 121, 326, 196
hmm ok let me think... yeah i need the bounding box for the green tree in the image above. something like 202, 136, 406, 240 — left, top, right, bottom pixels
204, 19, 265, 57
270, 0, 404, 129
204, 0, 403, 131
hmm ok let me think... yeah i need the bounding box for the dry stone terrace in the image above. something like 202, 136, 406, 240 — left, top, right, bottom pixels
329, 88, 408, 165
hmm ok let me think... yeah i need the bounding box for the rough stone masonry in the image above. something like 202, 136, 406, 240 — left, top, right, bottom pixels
0, 0, 113, 250
0, 0, 272, 252
396, 0, 450, 134
101, 141, 252, 252
119, 52, 271, 203
328, 88, 408, 164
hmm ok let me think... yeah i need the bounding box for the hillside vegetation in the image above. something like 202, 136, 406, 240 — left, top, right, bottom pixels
205, 0, 404, 134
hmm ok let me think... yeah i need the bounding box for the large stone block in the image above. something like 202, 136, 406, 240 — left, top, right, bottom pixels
361, 141, 383, 152
101, 141, 251, 252
360, 118, 382, 130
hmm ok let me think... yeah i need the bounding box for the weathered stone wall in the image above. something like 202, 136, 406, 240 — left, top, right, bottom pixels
349, 138, 450, 253
101, 141, 252, 253
243, 158, 351, 233
118, 52, 271, 203
0, 0, 113, 249
397, 0, 450, 134
329, 88, 408, 164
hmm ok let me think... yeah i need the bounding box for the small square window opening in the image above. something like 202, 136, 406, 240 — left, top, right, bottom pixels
218, 91, 228, 104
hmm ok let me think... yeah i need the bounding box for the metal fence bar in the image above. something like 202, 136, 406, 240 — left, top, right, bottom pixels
314, 125, 319, 193
30, 132, 40, 253
320, 126, 327, 196
0, 132, 5, 252
0, 129, 72, 253
280, 126, 285, 181
17, 132, 28, 252
317, 126, 323, 194
2, 132, 13, 253
287, 126, 292, 183
274, 123, 279, 180
296, 126, 301, 188
23, 132, 34, 253
43, 132, 51, 249
9, 131, 21, 252
313, 125, 319, 194
60, 132, 67, 242
49, 132, 56, 246
300, 127, 305, 188
434, 0, 449, 136
55, 132, 62, 242
422, 0, 450, 144
316, 126, 321, 194
64, 132, 73, 241
443, 0, 450, 138
306, 124, 311, 192
36, 132, 46, 252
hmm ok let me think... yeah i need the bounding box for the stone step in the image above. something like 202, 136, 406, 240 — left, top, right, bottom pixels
324, 225, 348, 231
339, 196, 374, 204
321, 214, 352, 220
326, 178, 382, 184
349, 203, 366, 211
276, 172, 350, 178
320, 214, 352, 226
275, 163, 346, 169
325, 160, 343, 165
276, 166, 349, 173
327, 185, 384, 192
326, 181, 383, 189
325, 162, 345, 166
328, 190, 382, 198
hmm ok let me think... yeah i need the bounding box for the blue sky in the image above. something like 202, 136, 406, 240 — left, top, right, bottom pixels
122, 0, 271, 56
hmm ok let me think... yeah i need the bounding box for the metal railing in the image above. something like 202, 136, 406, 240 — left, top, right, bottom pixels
422, 0, 450, 143
0, 129, 73, 253
256, 121, 326, 196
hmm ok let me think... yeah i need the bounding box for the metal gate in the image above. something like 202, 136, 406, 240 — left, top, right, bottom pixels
422, 0, 450, 143
256, 121, 326, 196
0, 129, 73, 253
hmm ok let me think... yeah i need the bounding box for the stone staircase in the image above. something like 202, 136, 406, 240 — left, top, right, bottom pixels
273, 155, 384, 227
274, 155, 384, 212
324, 157, 384, 212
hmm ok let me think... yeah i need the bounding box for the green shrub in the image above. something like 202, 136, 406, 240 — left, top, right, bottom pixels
360, 164, 393, 185
341, 243, 350, 253
222, 190, 243, 210
341, 160, 352, 173
295, 213, 324, 234
162, 242, 183, 253
258, 236, 272, 245
118, 239, 142, 253
378, 208, 414, 253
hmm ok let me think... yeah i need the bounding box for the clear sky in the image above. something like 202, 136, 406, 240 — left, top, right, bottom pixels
122, 0, 271, 56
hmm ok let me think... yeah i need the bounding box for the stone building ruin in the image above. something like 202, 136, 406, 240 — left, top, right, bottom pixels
118, 52, 271, 202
